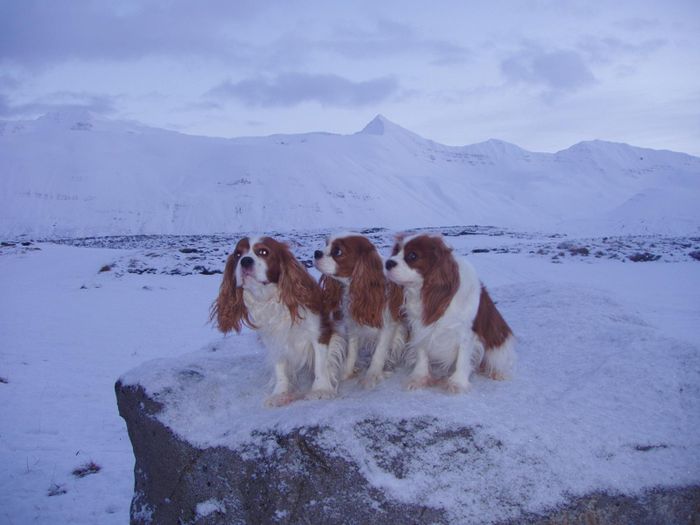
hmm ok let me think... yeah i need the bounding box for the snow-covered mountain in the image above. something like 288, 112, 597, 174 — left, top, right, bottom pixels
1, 110, 699, 238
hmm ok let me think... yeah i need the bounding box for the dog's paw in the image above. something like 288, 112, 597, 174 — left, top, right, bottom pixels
479, 365, 508, 381
442, 378, 471, 394
341, 368, 359, 381
265, 392, 296, 407
304, 389, 336, 401
359, 371, 387, 390
405, 375, 432, 391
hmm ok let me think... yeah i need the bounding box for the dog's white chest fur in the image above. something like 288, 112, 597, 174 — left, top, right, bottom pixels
403, 260, 480, 368
243, 284, 317, 367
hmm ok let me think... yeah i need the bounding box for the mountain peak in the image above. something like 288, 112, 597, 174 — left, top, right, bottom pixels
358, 114, 416, 137
359, 114, 390, 135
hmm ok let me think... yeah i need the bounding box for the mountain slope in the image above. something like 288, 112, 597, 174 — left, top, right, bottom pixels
1, 111, 698, 237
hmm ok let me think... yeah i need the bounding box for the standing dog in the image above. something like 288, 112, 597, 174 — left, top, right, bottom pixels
211, 236, 344, 406
314, 233, 406, 388
385, 233, 515, 392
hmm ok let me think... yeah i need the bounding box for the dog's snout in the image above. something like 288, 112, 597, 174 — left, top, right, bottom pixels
385, 259, 397, 271
240, 256, 254, 268
314, 250, 324, 260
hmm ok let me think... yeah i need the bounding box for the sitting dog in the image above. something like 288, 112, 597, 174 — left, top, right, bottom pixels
211, 236, 344, 406
385, 233, 515, 392
314, 233, 406, 388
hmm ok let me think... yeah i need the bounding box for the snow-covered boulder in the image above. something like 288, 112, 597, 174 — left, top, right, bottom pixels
115, 281, 700, 524
116, 361, 700, 524
115, 381, 448, 524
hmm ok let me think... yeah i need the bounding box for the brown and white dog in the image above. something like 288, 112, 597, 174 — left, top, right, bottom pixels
385, 233, 515, 393
211, 236, 344, 406
314, 233, 406, 388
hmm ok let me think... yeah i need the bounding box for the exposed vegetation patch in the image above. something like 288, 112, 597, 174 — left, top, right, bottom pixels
72, 461, 101, 478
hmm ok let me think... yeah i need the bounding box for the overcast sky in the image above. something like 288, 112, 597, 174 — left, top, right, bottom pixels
1, 0, 699, 154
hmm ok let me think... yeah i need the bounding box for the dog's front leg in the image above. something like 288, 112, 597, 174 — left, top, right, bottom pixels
266, 360, 295, 407
360, 325, 395, 389
306, 341, 336, 400
342, 334, 360, 380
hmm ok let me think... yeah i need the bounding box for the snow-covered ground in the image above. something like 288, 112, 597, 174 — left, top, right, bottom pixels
1, 229, 699, 523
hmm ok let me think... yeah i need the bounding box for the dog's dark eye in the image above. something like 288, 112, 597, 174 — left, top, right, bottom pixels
331, 247, 343, 257
405, 251, 418, 262
233, 251, 242, 259
257, 248, 269, 257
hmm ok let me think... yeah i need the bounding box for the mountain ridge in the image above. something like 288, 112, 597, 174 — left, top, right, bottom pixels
4, 110, 697, 157
1, 111, 698, 238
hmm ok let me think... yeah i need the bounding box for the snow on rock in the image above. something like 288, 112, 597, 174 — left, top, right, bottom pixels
1, 111, 698, 238
116, 280, 700, 524
195, 499, 225, 519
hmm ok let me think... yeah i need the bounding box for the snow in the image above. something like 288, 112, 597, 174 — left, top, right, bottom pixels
1, 111, 698, 238
0, 109, 698, 523
0, 243, 219, 524
1, 231, 698, 524
195, 498, 225, 518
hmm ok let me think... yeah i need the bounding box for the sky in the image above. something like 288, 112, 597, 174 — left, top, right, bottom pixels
1, 0, 699, 155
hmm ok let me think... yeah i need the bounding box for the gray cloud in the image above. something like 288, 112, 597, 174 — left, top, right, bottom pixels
324, 19, 469, 65
0, 74, 21, 90
207, 73, 399, 107
1, 2, 469, 72
614, 17, 661, 32
0, 0, 267, 67
0, 92, 117, 118
577, 36, 667, 64
501, 47, 596, 97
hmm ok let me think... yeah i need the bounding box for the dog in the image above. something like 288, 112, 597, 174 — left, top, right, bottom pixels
211, 236, 344, 406
314, 233, 406, 388
385, 233, 515, 393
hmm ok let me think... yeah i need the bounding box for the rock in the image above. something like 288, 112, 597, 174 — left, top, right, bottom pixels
628, 252, 661, 262
115, 333, 699, 524
521, 488, 700, 525
116, 381, 447, 524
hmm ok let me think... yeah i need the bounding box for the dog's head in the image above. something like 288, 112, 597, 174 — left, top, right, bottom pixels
212, 236, 321, 332
314, 233, 387, 328
385, 233, 459, 325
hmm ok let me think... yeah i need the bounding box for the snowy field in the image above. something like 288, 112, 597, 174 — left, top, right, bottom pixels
1, 227, 699, 523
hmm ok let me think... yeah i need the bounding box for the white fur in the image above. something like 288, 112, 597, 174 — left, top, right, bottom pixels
479, 334, 516, 380
236, 238, 343, 406
386, 236, 515, 392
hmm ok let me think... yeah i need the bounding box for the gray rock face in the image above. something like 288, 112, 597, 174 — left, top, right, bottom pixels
116, 381, 448, 524
524, 488, 700, 525
116, 378, 699, 524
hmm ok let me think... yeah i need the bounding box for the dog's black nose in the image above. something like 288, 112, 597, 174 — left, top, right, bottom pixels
385, 259, 397, 270
240, 256, 254, 268
314, 250, 323, 260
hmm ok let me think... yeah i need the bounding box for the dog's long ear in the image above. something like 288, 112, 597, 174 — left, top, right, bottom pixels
387, 281, 405, 322
277, 244, 322, 322
210, 253, 253, 333
319, 274, 344, 320
421, 243, 459, 325
349, 247, 386, 328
